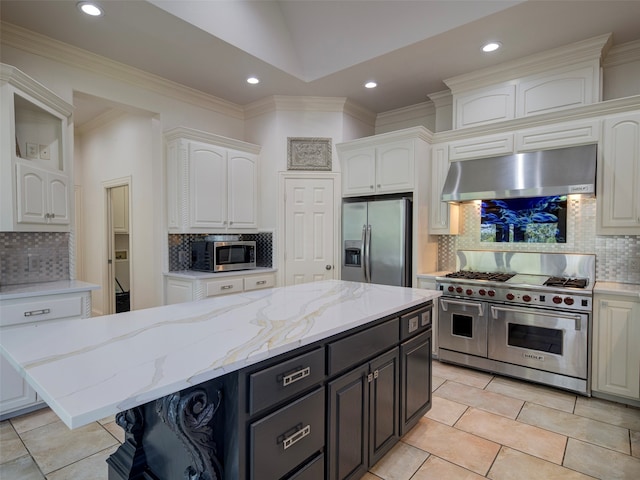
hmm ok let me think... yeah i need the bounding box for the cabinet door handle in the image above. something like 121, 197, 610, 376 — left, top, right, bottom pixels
221, 285, 234, 290
256, 280, 267, 285
24, 308, 51, 317
282, 367, 310, 387
283, 425, 310, 450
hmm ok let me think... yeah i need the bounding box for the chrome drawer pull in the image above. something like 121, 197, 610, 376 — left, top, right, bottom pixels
282, 367, 310, 387
256, 280, 267, 285
440, 298, 485, 316
283, 425, 310, 450
24, 308, 51, 317
221, 285, 234, 290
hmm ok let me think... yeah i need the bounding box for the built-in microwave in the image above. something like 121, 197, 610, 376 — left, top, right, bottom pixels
191, 240, 256, 272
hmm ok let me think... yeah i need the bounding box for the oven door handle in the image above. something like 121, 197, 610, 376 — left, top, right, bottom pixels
490, 305, 583, 331
440, 299, 484, 316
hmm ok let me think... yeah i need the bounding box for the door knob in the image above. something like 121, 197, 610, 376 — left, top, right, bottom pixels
325, 265, 332, 270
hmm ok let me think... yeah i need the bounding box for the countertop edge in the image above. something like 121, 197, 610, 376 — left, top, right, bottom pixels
594, 281, 640, 298
0, 280, 100, 300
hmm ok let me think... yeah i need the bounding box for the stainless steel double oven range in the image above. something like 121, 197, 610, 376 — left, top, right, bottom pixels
436, 251, 595, 395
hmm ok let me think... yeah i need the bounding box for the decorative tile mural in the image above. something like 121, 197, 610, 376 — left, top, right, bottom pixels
438, 196, 640, 283
480, 196, 567, 243
0, 232, 70, 286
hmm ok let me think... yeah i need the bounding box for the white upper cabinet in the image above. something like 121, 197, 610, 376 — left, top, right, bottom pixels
429, 143, 458, 235
0, 64, 72, 231
597, 111, 640, 235
444, 35, 609, 130
448, 132, 514, 161
515, 119, 601, 152
339, 136, 416, 197
165, 127, 260, 233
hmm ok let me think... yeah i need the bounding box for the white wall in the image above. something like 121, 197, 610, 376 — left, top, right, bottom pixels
76, 113, 162, 313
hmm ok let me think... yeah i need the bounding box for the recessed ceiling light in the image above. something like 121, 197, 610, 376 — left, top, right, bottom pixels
482, 42, 501, 53
364, 81, 377, 89
77, 2, 103, 16
247, 77, 260, 85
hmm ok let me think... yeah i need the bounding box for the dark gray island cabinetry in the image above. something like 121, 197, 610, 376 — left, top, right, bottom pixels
108, 303, 432, 480
0, 281, 439, 480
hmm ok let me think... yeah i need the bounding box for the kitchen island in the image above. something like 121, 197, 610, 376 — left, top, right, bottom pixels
0, 280, 440, 479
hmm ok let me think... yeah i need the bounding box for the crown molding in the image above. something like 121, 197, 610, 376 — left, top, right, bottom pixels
163, 126, 261, 154
375, 101, 434, 129
336, 125, 433, 151
0, 63, 74, 116
427, 90, 453, 107
444, 33, 613, 93
604, 39, 640, 68
75, 108, 129, 136
243, 95, 376, 126
1, 22, 244, 120
433, 94, 640, 144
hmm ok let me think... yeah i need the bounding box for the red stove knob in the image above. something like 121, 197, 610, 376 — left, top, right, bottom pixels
456, 287, 463, 293
488, 290, 496, 297
553, 296, 563, 304
448, 286, 455, 292
506, 293, 515, 300
466, 289, 473, 295
564, 297, 574, 306
523, 295, 532, 302
479, 289, 486, 296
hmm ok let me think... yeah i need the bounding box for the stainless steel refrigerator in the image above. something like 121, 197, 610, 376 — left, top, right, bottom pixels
342, 197, 412, 287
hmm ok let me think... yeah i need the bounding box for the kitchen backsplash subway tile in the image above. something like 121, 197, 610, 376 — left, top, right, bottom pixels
0, 232, 70, 286
437, 197, 639, 283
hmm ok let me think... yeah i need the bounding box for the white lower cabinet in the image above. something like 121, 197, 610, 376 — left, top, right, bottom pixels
164, 272, 276, 304
0, 290, 93, 420
592, 293, 640, 401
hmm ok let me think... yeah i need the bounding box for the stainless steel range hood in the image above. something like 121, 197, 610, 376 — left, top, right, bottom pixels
441, 144, 597, 202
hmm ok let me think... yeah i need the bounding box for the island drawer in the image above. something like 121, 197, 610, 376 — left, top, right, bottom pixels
244, 274, 275, 291
327, 318, 399, 375
250, 387, 325, 480
248, 347, 324, 415
400, 306, 432, 341
289, 453, 324, 479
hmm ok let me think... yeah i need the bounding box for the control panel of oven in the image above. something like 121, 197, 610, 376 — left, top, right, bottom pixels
437, 282, 592, 312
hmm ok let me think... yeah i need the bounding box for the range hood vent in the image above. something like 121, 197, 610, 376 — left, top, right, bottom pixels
441, 144, 597, 203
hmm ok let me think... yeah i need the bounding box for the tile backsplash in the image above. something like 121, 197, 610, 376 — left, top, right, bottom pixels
0, 232, 70, 286
437, 196, 640, 284
168, 232, 273, 271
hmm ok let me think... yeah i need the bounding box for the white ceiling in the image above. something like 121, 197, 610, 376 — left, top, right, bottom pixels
2, 0, 640, 121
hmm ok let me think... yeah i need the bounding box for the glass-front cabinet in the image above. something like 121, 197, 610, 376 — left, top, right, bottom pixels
0, 64, 73, 231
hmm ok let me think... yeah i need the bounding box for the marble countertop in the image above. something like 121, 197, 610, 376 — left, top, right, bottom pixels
0, 280, 100, 300
594, 282, 640, 299
0, 280, 440, 429
164, 267, 276, 279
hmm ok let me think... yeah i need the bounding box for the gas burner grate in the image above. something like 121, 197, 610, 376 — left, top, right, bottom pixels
544, 277, 589, 289
445, 271, 515, 282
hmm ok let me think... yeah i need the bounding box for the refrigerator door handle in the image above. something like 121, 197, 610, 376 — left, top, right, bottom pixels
365, 225, 372, 283
361, 224, 368, 282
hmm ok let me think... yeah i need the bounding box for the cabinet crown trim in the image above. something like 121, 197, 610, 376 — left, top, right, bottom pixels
1, 63, 73, 117
336, 126, 432, 151
443, 33, 612, 94
164, 127, 261, 154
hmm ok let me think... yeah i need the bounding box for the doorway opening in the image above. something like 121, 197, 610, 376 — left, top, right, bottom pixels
104, 178, 131, 314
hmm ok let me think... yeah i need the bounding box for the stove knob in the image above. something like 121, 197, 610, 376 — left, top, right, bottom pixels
523, 295, 532, 302
564, 297, 575, 306
488, 290, 496, 297
506, 293, 515, 300
553, 296, 563, 304
478, 289, 486, 296
466, 289, 473, 295
456, 287, 463, 294
448, 286, 455, 293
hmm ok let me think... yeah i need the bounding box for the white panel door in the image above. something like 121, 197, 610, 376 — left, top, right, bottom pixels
16, 163, 47, 224
47, 170, 70, 225
189, 141, 227, 228
284, 177, 335, 285
228, 150, 258, 229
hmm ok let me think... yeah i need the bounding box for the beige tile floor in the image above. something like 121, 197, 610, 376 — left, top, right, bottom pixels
1, 361, 640, 479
